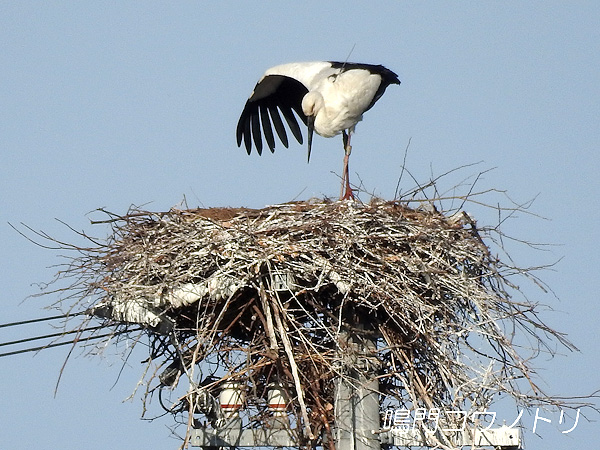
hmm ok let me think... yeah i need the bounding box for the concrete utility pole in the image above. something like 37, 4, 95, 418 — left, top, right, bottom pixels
333, 327, 380, 450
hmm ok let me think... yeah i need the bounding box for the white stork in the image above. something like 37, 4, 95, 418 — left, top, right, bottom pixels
236, 61, 400, 199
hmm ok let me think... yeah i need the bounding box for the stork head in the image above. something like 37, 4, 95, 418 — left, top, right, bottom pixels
301, 92, 324, 163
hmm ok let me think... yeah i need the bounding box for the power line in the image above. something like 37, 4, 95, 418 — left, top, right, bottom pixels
0, 330, 138, 358
0, 325, 104, 348
0, 312, 85, 329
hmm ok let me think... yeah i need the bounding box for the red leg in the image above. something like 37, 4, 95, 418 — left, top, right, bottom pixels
340, 131, 354, 200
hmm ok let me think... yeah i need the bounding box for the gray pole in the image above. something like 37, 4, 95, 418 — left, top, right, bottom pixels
333, 328, 380, 450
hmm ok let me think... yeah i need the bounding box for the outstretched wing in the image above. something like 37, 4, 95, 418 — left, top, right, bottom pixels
236, 75, 309, 155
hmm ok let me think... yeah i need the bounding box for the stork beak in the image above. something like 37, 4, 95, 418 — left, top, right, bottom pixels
307, 115, 315, 163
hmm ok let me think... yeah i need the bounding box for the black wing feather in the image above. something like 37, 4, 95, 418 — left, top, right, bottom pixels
260, 104, 276, 152
251, 111, 262, 155
268, 104, 289, 148
236, 102, 254, 153
242, 115, 252, 154
280, 105, 303, 145
236, 75, 308, 155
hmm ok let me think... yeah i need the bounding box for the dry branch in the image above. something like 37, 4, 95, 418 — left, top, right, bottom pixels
30, 196, 590, 448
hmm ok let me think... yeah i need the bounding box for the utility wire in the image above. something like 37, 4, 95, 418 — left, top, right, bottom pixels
0, 332, 113, 358
0, 329, 141, 358
0, 325, 105, 348
0, 312, 86, 329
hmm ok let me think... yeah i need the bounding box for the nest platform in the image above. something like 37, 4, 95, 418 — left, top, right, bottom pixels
46, 198, 574, 447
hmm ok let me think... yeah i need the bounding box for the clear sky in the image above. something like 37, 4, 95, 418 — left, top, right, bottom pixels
1, 2, 599, 449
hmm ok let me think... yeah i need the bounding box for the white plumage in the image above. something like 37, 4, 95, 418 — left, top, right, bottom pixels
237, 61, 400, 199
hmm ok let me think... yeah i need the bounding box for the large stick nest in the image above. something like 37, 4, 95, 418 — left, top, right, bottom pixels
42, 198, 576, 447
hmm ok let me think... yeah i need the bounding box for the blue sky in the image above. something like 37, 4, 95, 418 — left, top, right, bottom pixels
1, 2, 599, 449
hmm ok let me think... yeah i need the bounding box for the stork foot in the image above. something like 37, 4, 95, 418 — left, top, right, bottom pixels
340, 186, 354, 200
